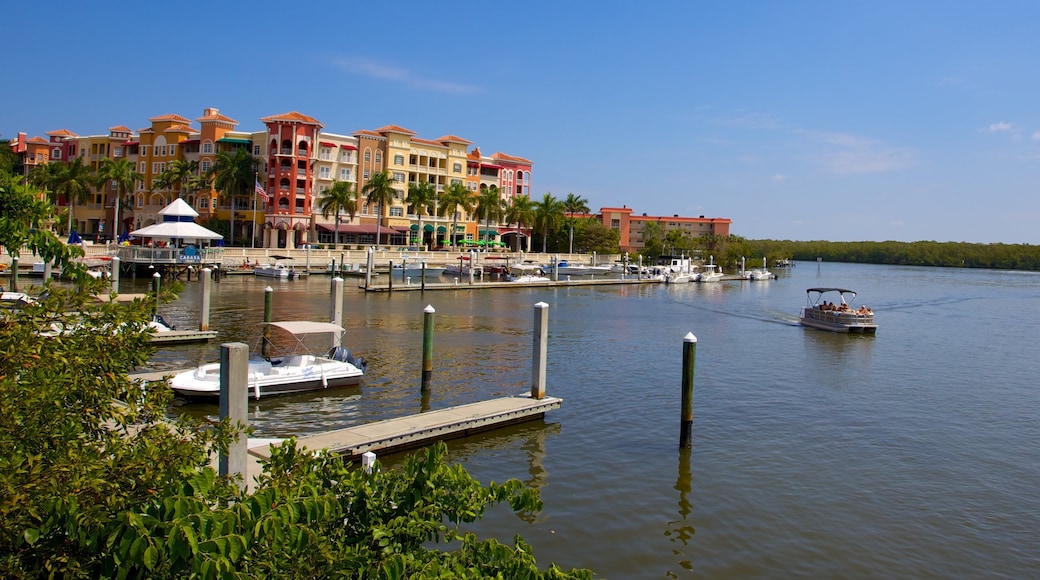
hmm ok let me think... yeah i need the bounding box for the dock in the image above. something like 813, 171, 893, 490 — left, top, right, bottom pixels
362, 277, 658, 292
149, 329, 218, 344
250, 394, 562, 461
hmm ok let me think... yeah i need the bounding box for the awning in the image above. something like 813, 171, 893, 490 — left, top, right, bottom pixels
316, 224, 382, 234
437, 226, 447, 233
319, 141, 337, 148
408, 224, 436, 232
217, 137, 252, 144
340, 144, 357, 150
409, 224, 419, 231
478, 229, 498, 236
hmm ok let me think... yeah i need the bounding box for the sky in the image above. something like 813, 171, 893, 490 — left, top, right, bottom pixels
4, 1, 1040, 244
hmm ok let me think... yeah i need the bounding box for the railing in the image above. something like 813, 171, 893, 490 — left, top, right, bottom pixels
116, 246, 224, 265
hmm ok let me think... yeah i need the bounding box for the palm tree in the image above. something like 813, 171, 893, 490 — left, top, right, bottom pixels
317, 180, 358, 249
563, 193, 590, 255
474, 186, 504, 246
504, 194, 534, 252
163, 159, 199, 199
438, 182, 474, 248
211, 147, 258, 246
96, 157, 142, 241
361, 170, 398, 249
533, 192, 565, 253
405, 180, 438, 249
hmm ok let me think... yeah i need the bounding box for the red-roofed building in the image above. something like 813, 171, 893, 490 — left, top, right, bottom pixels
261, 111, 324, 248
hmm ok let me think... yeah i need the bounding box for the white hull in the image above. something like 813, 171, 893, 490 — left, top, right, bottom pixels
170, 354, 363, 399
254, 265, 292, 278
800, 309, 877, 333
394, 266, 446, 279
748, 269, 776, 280
666, 273, 696, 284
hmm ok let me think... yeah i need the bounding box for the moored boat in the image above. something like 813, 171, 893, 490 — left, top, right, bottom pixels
799, 288, 877, 334
254, 256, 296, 279
168, 321, 366, 399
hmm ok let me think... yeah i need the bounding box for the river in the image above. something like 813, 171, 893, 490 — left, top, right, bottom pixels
134, 261, 1040, 578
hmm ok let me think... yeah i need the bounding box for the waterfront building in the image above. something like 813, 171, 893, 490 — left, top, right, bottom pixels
312, 132, 360, 246
592, 206, 732, 254
261, 111, 323, 249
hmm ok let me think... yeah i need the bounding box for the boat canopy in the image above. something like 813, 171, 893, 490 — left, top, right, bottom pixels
263, 321, 344, 335
806, 287, 856, 294
805, 288, 858, 305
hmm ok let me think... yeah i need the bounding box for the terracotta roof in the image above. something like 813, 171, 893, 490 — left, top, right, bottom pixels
108, 125, 133, 133
27, 136, 48, 144
196, 111, 238, 124
372, 124, 416, 135
148, 114, 192, 124
260, 111, 323, 125
164, 124, 197, 134
436, 134, 473, 145
491, 152, 533, 164
353, 129, 385, 138
137, 127, 154, 133
46, 129, 78, 137
411, 137, 444, 147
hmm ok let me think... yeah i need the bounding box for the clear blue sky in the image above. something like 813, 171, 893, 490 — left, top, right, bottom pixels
5, 1, 1040, 244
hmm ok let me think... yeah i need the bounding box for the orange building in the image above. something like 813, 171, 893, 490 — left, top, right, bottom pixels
594, 206, 732, 254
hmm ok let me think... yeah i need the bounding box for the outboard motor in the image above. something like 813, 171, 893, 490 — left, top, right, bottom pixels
328, 346, 366, 371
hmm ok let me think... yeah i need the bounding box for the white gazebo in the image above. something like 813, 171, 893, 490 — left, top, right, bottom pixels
118, 199, 225, 276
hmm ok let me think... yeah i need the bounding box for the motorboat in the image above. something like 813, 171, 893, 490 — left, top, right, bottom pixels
444, 256, 482, 277
254, 255, 296, 279
748, 258, 776, 280
697, 264, 724, 283
554, 260, 612, 277
799, 288, 877, 334
393, 261, 446, 279
506, 262, 551, 283
168, 320, 366, 399
0, 291, 37, 310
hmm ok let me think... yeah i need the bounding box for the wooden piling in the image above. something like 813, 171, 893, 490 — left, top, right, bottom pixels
151, 272, 161, 316
218, 342, 249, 489
199, 268, 212, 331
421, 304, 435, 392
262, 286, 273, 358
532, 302, 549, 399
680, 332, 697, 448
388, 260, 394, 292
331, 277, 343, 350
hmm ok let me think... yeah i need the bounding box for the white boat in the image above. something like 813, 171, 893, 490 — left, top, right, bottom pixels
0, 291, 37, 310
254, 255, 296, 279
506, 262, 551, 282
555, 261, 613, 277
748, 258, 776, 280
443, 256, 482, 277
697, 264, 724, 283
799, 288, 877, 334
393, 261, 446, 279
169, 321, 366, 399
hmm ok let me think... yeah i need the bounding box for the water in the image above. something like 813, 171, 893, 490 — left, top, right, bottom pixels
135, 263, 1040, 577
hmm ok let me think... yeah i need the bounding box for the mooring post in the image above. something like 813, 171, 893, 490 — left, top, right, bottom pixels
421, 262, 426, 291
218, 341, 249, 489
388, 260, 394, 291
532, 301, 549, 399
199, 268, 212, 331
365, 247, 374, 289
680, 332, 697, 448
330, 258, 336, 291
151, 272, 161, 316
330, 277, 344, 350
638, 255, 643, 280
262, 286, 273, 358
362, 451, 377, 474
421, 304, 435, 392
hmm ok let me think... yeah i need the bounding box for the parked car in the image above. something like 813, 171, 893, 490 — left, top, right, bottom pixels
299, 243, 324, 250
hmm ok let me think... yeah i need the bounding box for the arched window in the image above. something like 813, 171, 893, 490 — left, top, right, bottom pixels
278, 197, 290, 211
279, 178, 291, 191
297, 140, 308, 155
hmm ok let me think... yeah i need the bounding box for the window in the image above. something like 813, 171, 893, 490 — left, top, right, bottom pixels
114, 146, 124, 157
393, 172, 405, 182
340, 151, 353, 162
202, 142, 212, 154
169, 144, 177, 156
364, 151, 371, 162
363, 170, 370, 180
253, 145, 261, 156
199, 197, 208, 209
320, 148, 331, 161
450, 178, 462, 186
52, 149, 62, 160
389, 207, 403, 217
159, 162, 166, 173
375, 152, 382, 163
152, 162, 159, 173
339, 168, 351, 180
453, 162, 462, 173
394, 154, 404, 166
319, 166, 330, 179
141, 146, 149, 157
139, 162, 146, 172
201, 161, 211, 172
160, 145, 167, 156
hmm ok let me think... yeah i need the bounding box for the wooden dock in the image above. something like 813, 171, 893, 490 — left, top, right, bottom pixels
362, 277, 658, 292
249, 394, 562, 461
149, 329, 218, 344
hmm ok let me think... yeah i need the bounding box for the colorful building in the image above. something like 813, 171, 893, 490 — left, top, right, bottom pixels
593, 206, 732, 254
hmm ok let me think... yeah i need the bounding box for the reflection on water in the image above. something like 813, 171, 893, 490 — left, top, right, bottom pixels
131, 264, 1040, 577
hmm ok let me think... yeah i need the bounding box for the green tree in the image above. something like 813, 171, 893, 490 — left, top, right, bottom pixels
95, 157, 142, 240
211, 147, 258, 246
50, 159, 96, 235
474, 186, 504, 245
316, 180, 358, 249
504, 194, 535, 252
0, 279, 591, 578
438, 182, 474, 248
563, 193, 590, 255
0, 169, 84, 277
161, 159, 199, 199
405, 180, 438, 249
0, 140, 18, 175
533, 192, 565, 253
639, 219, 664, 260
362, 170, 398, 249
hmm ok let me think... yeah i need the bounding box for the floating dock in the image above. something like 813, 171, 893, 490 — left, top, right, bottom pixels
362, 277, 658, 292
149, 329, 218, 344
250, 394, 562, 461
